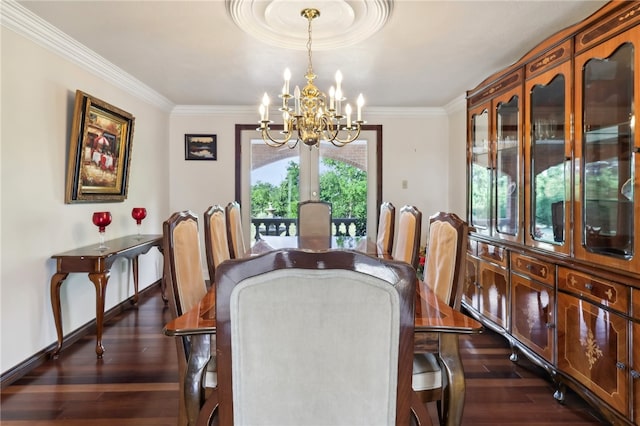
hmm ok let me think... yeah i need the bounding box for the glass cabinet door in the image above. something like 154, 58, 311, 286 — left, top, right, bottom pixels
494, 89, 522, 242
575, 27, 639, 273
525, 61, 572, 254
469, 105, 491, 235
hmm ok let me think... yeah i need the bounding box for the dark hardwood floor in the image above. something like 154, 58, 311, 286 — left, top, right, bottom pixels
0, 284, 606, 425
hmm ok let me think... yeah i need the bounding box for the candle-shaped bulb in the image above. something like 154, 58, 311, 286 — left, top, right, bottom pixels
345, 103, 352, 128
262, 93, 270, 121
283, 68, 291, 95
294, 86, 301, 115
259, 104, 265, 122
329, 86, 335, 111
357, 94, 364, 122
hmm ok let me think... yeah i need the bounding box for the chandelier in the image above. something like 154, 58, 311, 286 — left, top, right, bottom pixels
258, 8, 365, 149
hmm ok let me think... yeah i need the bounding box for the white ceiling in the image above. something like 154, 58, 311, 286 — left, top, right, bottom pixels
16, 0, 608, 109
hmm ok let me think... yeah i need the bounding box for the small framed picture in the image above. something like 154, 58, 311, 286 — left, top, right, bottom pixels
185, 134, 217, 160
65, 90, 135, 203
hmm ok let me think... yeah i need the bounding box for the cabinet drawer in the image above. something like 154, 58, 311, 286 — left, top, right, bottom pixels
478, 242, 508, 267
511, 252, 555, 287
558, 267, 629, 314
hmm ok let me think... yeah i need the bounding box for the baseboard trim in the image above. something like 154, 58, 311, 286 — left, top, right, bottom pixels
0, 280, 162, 389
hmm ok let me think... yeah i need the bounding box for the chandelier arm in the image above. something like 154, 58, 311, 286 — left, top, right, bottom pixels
261, 127, 295, 148
329, 124, 363, 146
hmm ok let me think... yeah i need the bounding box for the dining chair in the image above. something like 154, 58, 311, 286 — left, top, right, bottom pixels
163, 211, 217, 426
297, 200, 332, 250
412, 211, 469, 426
225, 201, 246, 259
204, 204, 231, 282
392, 205, 422, 269
377, 201, 396, 257
196, 248, 432, 426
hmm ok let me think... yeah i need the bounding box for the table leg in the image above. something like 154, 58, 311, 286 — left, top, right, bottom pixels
50, 272, 68, 358
185, 334, 211, 426
88, 272, 110, 358
439, 333, 465, 426
131, 256, 140, 306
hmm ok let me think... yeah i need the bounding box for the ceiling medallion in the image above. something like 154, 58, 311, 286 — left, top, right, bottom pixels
226, 0, 393, 50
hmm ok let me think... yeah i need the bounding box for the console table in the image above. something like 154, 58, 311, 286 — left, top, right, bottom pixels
50, 234, 162, 358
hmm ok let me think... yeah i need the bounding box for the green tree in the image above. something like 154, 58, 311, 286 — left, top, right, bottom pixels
319, 158, 367, 219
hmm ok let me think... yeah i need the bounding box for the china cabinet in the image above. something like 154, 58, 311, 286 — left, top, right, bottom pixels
464, 2, 640, 424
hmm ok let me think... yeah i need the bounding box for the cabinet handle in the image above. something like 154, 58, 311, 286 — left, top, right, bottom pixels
632, 370, 640, 380
585, 283, 593, 290
526, 264, 533, 271
545, 323, 555, 329
634, 147, 640, 154
616, 362, 626, 370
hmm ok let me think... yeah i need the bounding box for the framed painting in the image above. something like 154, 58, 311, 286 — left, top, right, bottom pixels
65, 90, 135, 203
185, 134, 217, 160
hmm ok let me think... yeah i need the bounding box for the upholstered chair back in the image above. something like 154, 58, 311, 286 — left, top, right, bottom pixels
297, 200, 332, 249
424, 211, 468, 310
207, 249, 417, 426
392, 205, 422, 269
225, 201, 246, 259
204, 204, 231, 281
376, 202, 395, 256
163, 210, 207, 316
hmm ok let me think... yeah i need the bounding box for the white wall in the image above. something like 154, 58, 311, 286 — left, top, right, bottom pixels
169, 107, 461, 251
446, 97, 469, 219
1, 27, 170, 373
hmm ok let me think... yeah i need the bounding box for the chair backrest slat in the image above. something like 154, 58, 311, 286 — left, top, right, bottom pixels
376, 202, 395, 256
225, 201, 246, 259
391, 205, 422, 269
204, 204, 231, 281
297, 200, 332, 249
424, 211, 468, 310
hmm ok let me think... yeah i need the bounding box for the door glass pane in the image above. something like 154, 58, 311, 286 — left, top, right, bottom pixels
496, 96, 520, 236
582, 43, 634, 258
318, 140, 368, 239
531, 75, 566, 244
250, 142, 300, 241
470, 109, 491, 233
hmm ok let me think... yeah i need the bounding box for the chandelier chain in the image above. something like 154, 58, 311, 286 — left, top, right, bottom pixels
306, 13, 313, 79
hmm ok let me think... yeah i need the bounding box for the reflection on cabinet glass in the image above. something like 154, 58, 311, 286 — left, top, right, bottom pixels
470, 108, 491, 235
582, 43, 634, 258
496, 96, 520, 238
530, 75, 568, 245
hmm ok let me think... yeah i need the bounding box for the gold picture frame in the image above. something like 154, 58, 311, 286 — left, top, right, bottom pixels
65, 90, 135, 203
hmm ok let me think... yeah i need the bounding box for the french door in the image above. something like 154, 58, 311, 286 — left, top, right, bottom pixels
235, 124, 382, 245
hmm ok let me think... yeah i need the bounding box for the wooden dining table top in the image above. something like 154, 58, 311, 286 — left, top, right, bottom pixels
163, 278, 482, 337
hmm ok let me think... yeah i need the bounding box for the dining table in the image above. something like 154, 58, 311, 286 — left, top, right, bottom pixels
163, 236, 483, 426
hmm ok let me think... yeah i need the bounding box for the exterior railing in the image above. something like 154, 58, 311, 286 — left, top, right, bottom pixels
251, 217, 366, 241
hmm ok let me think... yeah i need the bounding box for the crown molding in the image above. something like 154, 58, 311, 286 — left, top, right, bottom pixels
443, 94, 466, 114
1, 0, 174, 112
171, 105, 447, 118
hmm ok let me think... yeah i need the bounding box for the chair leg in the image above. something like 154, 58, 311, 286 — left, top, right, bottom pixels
196, 389, 219, 426
411, 390, 434, 426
